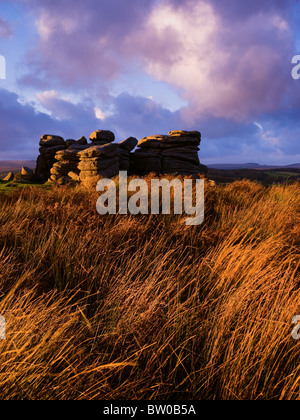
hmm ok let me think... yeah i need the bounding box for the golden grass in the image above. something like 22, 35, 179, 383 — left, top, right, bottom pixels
0, 177, 299, 399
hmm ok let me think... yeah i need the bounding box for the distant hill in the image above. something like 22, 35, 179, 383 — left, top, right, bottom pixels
0, 160, 36, 177
208, 163, 263, 170
284, 163, 300, 169
208, 163, 300, 170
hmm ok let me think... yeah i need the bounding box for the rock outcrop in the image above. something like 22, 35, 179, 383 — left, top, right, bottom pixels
49, 139, 91, 185
77, 143, 120, 181
3, 172, 14, 182
35, 135, 66, 181
3, 167, 34, 183
49, 146, 86, 185
35, 129, 207, 184
66, 136, 88, 148
119, 137, 138, 171
133, 130, 207, 176
20, 166, 34, 181
90, 130, 115, 144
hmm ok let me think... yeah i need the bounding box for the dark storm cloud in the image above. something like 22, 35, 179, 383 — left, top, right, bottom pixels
2, 0, 299, 163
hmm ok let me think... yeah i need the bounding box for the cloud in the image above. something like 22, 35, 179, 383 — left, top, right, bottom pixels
130, 0, 294, 122
36, 90, 97, 123
1, 85, 299, 165
34, 89, 300, 165
0, 88, 99, 159
94, 107, 106, 121
0, 87, 181, 159
34, 89, 182, 142
17, 0, 295, 124
0, 88, 61, 159
204, 0, 294, 20
0, 18, 12, 39
4, 0, 300, 165
17, 0, 158, 88
103, 92, 181, 140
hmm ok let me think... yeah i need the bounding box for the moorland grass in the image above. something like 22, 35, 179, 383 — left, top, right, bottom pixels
0, 177, 299, 399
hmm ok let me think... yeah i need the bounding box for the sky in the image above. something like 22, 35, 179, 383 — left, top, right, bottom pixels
0, 0, 300, 165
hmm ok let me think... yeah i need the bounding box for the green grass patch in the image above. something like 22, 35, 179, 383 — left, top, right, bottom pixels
0, 181, 50, 192
265, 171, 300, 179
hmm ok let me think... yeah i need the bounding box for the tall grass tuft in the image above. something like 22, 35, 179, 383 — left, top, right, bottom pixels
0, 178, 299, 399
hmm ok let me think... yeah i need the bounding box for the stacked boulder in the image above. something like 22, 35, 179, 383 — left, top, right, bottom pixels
35, 135, 66, 181
133, 130, 207, 176
17, 167, 34, 182
49, 146, 86, 185
162, 130, 207, 176
3, 172, 14, 182
119, 137, 138, 171
49, 138, 89, 185
77, 143, 120, 181
75, 130, 119, 181
35, 129, 207, 184
133, 137, 162, 175
65, 136, 88, 148
90, 130, 115, 145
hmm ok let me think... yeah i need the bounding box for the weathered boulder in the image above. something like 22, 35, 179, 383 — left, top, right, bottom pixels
48, 145, 89, 184
78, 156, 119, 171
77, 136, 88, 145
21, 166, 33, 176
39, 135, 65, 147
137, 135, 169, 149
67, 144, 91, 152
119, 137, 138, 152
161, 148, 200, 165
79, 163, 119, 180
20, 166, 34, 181
78, 143, 120, 181
89, 130, 115, 143
51, 175, 75, 186
162, 158, 199, 174
65, 139, 76, 148
160, 138, 200, 148
50, 161, 78, 177
133, 154, 162, 175
66, 136, 88, 148
77, 144, 119, 159
3, 172, 14, 182
118, 138, 138, 171
168, 130, 201, 138
134, 149, 161, 157
35, 135, 67, 180
39, 145, 67, 156
133, 130, 206, 176
119, 149, 131, 171
55, 148, 87, 161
